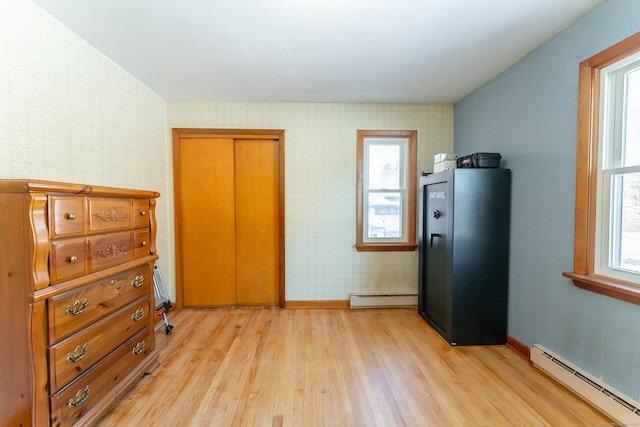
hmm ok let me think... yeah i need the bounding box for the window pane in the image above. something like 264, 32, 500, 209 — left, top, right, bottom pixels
367, 143, 400, 189
624, 68, 640, 167
368, 192, 401, 238
611, 172, 640, 273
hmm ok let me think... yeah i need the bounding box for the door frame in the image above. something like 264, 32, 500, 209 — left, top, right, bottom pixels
172, 128, 286, 309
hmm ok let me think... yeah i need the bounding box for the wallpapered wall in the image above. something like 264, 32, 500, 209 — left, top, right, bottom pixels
3, 0, 455, 304
454, 0, 640, 401
1, 0, 173, 283
168, 102, 453, 301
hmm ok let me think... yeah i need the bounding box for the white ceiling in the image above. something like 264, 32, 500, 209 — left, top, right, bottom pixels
33, 0, 602, 104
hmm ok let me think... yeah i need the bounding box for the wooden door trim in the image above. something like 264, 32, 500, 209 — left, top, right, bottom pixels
172, 128, 286, 309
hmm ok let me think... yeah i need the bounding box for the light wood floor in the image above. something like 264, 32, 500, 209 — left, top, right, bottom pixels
97, 308, 610, 426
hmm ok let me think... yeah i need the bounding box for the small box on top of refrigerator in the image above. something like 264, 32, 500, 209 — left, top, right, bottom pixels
433, 153, 458, 173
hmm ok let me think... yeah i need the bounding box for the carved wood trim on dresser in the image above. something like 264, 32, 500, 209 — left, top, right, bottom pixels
0, 180, 160, 426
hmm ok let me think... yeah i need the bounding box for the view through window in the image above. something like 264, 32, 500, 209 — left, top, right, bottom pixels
366, 141, 404, 239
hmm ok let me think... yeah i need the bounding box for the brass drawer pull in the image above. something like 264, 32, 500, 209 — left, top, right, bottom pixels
68, 256, 78, 263
65, 299, 89, 316
66, 343, 89, 362
68, 386, 90, 408
132, 341, 146, 355
139, 210, 147, 216
67, 213, 77, 220
141, 241, 147, 247
131, 275, 144, 287
131, 308, 145, 322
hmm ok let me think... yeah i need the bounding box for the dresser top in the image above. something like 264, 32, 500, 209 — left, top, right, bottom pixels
0, 180, 160, 198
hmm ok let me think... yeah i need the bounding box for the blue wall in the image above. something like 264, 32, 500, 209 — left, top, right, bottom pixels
454, 0, 640, 399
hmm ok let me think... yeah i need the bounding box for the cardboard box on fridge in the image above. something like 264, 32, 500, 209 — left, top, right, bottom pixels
434, 160, 457, 173
434, 153, 458, 173
434, 153, 458, 163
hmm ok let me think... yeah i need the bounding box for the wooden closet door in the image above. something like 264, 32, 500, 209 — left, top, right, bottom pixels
176, 132, 282, 308
180, 138, 237, 307
234, 139, 279, 305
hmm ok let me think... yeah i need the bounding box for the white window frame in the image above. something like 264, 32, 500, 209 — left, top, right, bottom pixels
362, 137, 408, 243
595, 52, 640, 283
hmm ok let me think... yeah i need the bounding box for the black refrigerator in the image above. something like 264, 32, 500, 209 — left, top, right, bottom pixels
418, 168, 511, 345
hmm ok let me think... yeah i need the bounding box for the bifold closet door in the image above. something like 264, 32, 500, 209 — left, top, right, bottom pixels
178, 136, 279, 307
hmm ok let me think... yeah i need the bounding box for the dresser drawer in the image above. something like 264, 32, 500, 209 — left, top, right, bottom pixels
49, 297, 149, 393
133, 229, 151, 259
88, 197, 132, 233
50, 238, 88, 284
48, 265, 150, 342
50, 328, 151, 427
88, 231, 133, 271
49, 196, 86, 238
133, 199, 150, 229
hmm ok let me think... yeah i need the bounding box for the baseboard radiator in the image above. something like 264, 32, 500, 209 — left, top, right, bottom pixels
531, 344, 640, 425
349, 293, 418, 308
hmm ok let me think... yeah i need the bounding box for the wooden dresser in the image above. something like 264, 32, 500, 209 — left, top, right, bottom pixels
0, 180, 160, 426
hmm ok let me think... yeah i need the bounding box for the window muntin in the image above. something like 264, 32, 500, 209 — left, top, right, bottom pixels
596, 54, 640, 280
356, 130, 417, 252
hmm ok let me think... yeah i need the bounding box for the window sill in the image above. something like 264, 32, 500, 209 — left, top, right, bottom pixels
562, 272, 640, 306
356, 243, 418, 252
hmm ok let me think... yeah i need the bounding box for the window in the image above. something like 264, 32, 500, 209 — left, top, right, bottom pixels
596, 53, 640, 281
564, 32, 640, 304
356, 130, 417, 252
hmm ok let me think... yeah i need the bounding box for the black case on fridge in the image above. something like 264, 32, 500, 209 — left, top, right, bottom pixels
456, 152, 501, 168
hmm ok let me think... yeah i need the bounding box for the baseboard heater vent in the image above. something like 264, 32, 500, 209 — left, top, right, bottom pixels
531, 344, 640, 425
349, 293, 418, 308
